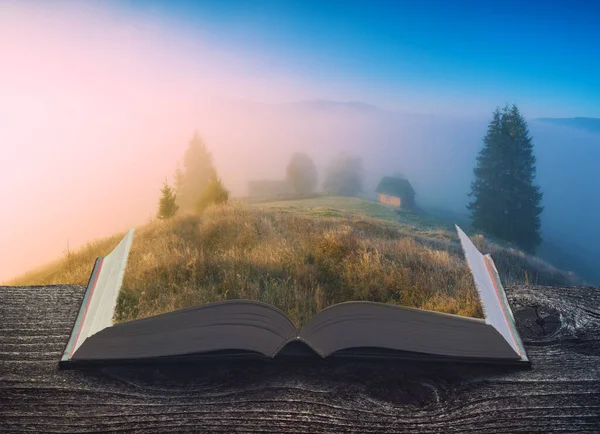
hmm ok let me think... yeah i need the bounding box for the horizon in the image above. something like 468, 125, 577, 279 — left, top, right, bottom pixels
201, 98, 600, 120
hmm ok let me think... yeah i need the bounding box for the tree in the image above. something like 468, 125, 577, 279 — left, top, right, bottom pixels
468, 105, 543, 253
156, 179, 179, 220
323, 153, 364, 197
286, 152, 318, 194
173, 163, 185, 198
176, 131, 216, 211
195, 172, 229, 212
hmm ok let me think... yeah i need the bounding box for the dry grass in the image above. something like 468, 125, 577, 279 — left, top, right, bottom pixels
8, 234, 128, 287
115, 204, 486, 326
469, 233, 579, 287
8, 197, 579, 328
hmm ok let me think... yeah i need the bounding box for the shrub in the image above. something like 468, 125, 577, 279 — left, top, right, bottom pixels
286, 152, 318, 194
323, 153, 364, 197
195, 172, 229, 212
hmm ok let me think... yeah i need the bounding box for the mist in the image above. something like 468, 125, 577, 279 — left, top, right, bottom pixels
0, 1, 320, 282
1, 2, 598, 284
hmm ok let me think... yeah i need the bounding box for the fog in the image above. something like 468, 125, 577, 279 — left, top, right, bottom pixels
1, 2, 598, 284
202, 104, 600, 284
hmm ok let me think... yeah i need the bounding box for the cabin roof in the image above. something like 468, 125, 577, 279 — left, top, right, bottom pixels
375, 176, 415, 198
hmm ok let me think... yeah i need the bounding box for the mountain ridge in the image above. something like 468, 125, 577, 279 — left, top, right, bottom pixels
534, 117, 600, 134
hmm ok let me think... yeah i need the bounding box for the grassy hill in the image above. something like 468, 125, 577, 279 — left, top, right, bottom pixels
8, 196, 579, 328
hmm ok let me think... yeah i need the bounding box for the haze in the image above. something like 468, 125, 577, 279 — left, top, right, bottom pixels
1, 1, 599, 283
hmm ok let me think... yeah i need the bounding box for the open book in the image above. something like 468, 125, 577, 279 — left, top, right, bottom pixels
60, 226, 529, 367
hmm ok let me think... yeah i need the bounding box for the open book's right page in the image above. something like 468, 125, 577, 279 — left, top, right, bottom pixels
456, 225, 529, 362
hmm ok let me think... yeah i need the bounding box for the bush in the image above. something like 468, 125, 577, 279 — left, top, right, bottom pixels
323, 153, 364, 197
286, 152, 318, 194
195, 173, 229, 212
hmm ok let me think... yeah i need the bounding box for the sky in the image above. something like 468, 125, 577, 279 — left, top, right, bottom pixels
1, 0, 599, 282
120, 0, 600, 117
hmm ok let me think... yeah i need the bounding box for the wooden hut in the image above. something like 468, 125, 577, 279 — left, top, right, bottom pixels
375, 176, 416, 209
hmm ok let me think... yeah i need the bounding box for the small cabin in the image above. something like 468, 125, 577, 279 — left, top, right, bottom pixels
375, 176, 416, 209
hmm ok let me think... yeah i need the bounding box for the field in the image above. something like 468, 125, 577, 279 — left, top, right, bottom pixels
8, 196, 578, 327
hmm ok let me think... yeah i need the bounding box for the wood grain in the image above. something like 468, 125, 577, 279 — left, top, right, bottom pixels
1, 284, 599, 433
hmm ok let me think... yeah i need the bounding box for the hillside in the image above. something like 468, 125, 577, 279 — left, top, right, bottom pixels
9, 196, 579, 328
534, 117, 600, 134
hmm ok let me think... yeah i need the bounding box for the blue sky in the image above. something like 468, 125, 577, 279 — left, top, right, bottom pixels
121, 0, 599, 116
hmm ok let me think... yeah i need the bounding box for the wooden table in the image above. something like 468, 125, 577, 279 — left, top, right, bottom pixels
1, 284, 599, 433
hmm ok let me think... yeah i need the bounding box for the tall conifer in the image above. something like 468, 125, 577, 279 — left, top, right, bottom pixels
468, 105, 543, 253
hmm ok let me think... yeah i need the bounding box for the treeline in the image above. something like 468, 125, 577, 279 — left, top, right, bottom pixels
157, 103, 543, 255
157, 135, 368, 220
286, 152, 365, 197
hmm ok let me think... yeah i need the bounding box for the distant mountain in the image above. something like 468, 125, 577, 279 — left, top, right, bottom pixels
277, 99, 432, 121
283, 99, 385, 113
534, 117, 600, 134
209, 99, 394, 119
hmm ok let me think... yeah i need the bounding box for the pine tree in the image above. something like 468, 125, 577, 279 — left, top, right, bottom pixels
468, 105, 543, 253
177, 131, 216, 211
157, 179, 179, 220
173, 162, 185, 198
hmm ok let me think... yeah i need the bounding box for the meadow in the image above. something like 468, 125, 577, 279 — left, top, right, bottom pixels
9, 196, 578, 327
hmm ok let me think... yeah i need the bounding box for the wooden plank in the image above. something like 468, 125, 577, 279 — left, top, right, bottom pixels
1, 284, 599, 433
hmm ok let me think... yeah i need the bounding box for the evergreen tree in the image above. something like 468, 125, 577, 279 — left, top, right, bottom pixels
173, 162, 185, 198
468, 105, 543, 253
286, 152, 318, 194
177, 131, 216, 211
157, 179, 179, 220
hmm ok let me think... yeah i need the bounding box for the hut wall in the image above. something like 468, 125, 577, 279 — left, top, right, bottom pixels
378, 194, 401, 207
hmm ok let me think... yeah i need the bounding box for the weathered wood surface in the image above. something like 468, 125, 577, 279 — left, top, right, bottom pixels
1, 284, 599, 433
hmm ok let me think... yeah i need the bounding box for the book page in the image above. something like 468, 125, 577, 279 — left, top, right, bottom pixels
456, 226, 528, 361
